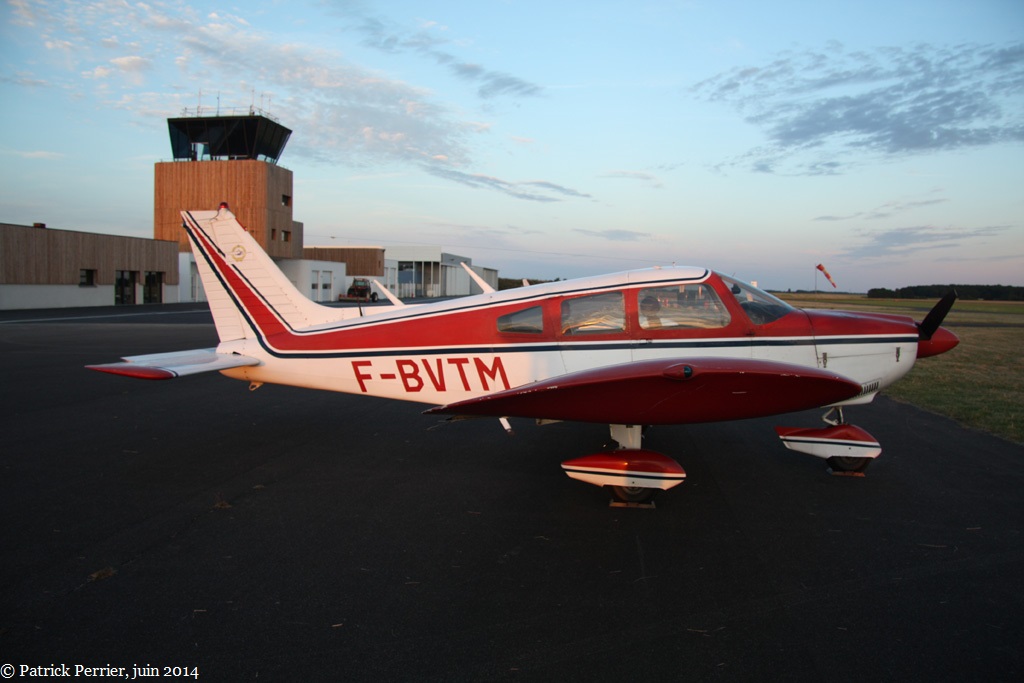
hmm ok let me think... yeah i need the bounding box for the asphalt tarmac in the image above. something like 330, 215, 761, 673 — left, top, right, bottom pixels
1, 305, 1021, 681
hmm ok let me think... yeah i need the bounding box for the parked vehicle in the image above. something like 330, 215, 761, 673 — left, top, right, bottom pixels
343, 277, 378, 302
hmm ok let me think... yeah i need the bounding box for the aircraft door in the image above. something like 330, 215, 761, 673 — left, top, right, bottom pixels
631, 283, 743, 362
558, 291, 631, 373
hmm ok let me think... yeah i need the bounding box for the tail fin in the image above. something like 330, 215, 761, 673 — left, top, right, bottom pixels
182, 205, 357, 342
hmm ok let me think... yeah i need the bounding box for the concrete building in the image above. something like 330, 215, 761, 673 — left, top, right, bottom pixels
303, 245, 499, 298
302, 246, 396, 298
174, 251, 347, 305
387, 246, 499, 298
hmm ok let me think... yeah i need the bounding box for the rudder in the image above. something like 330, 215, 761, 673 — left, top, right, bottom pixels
182, 204, 357, 344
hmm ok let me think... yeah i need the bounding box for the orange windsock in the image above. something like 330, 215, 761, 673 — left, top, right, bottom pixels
816, 264, 837, 289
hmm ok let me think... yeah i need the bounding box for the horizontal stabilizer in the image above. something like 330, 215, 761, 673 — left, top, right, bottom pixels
426, 357, 862, 425
87, 348, 260, 380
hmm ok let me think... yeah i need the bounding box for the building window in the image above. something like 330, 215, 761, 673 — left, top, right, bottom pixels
281, 231, 291, 242
144, 271, 164, 304
79, 269, 97, 287
115, 270, 137, 305
271, 228, 277, 241
282, 194, 292, 207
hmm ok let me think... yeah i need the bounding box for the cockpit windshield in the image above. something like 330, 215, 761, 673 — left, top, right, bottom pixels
720, 275, 795, 326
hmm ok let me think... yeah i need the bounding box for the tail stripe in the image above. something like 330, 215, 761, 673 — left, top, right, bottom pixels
183, 212, 292, 342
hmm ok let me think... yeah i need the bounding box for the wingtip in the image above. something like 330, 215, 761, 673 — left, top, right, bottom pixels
86, 363, 177, 380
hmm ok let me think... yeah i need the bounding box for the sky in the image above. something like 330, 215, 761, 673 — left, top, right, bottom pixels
1, 0, 1022, 292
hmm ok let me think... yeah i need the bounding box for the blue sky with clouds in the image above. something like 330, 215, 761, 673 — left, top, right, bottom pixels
1, 0, 1022, 291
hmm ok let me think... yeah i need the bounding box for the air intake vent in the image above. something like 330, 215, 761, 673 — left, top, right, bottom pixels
858, 380, 880, 397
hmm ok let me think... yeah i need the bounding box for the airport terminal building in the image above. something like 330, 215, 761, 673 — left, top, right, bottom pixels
1, 110, 497, 310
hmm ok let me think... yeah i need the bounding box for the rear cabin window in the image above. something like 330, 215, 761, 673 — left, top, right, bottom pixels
497, 306, 544, 334
561, 292, 625, 334
638, 284, 731, 329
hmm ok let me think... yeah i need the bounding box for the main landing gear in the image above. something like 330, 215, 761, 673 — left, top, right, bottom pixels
775, 407, 882, 477
560, 424, 686, 505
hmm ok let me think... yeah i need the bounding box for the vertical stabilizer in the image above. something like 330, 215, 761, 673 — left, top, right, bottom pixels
182, 205, 357, 343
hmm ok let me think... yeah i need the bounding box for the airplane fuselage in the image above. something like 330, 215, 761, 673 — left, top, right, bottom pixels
216, 266, 944, 422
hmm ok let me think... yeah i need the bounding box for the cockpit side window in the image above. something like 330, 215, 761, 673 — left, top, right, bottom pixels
721, 276, 794, 326
638, 284, 731, 329
497, 305, 544, 334
561, 291, 625, 335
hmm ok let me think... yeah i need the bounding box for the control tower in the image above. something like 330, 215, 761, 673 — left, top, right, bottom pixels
154, 110, 303, 259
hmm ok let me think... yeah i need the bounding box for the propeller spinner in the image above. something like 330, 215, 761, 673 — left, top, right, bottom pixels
917, 290, 959, 358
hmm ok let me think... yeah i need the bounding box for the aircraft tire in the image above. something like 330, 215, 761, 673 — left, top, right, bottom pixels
827, 456, 872, 473
610, 485, 656, 503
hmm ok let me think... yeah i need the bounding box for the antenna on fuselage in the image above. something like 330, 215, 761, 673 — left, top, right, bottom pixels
372, 279, 405, 307
461, 262, 495, 294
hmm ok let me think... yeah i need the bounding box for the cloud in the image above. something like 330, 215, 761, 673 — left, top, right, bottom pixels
348, 9, 543, 99
110, 55, 151, 72
160, 22, 478, 168
693, 42, 1024, 174
475, 71, 542, 99
82, 66, 113, 79
573, 228, 651, 242
0, 73, 49, 87
813, 197, 948, 221
425, 221, 544, 239
8, 1, 472, 169
423, 166, 590, 202
520, 180, 592, 199
44, 39, 74, 52
837, 224, 1009, 260
9, 1, 548, 199
599, 170, 664, 188
5, 150, 65, 160
8, 0, 35, 25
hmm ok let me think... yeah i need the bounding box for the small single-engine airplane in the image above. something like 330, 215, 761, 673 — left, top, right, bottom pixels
89, 204, 959, 503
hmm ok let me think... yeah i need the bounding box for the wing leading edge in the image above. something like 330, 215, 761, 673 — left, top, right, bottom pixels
426, 357, 863, 425
87, 348, 260, 380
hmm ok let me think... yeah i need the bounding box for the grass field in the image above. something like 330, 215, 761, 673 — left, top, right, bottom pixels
778, 293, 1024, 444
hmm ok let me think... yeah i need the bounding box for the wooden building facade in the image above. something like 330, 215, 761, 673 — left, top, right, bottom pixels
0, 223, 179, 309
302, 246, 385, 277
154, 160, 303, 259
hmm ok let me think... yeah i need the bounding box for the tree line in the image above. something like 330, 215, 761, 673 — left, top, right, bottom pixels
867, 284, 1024, 301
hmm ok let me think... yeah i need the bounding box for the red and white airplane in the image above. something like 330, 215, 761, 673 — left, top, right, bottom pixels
89, 204, 959, 503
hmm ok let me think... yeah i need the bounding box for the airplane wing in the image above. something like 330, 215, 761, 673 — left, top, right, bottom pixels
425, 357, 864, 425
87, 348, 260, 380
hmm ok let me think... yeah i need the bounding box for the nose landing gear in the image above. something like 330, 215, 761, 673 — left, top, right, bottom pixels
776, 407, 881, 476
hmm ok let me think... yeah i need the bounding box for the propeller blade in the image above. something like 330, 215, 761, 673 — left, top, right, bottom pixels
918, 290, 957, 341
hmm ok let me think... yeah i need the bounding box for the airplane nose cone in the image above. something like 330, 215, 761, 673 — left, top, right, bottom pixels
918, 326, 959, 358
